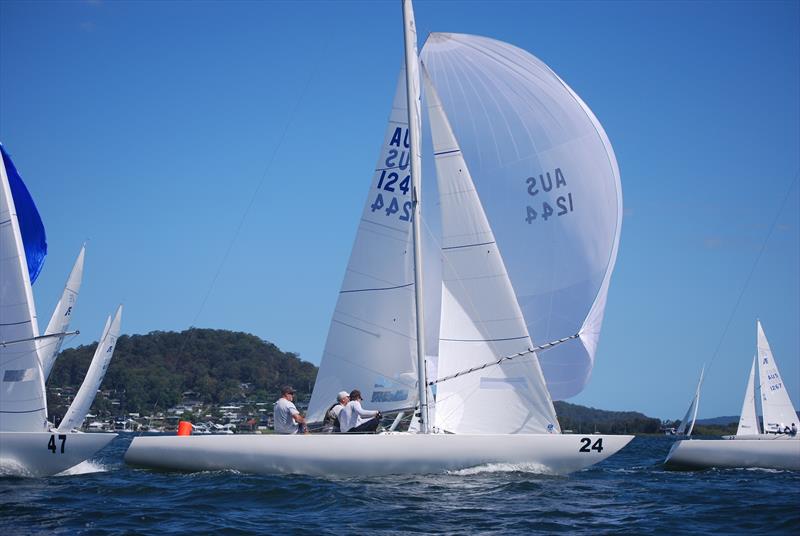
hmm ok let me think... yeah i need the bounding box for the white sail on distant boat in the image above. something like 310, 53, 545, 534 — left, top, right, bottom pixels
125, 0, 632, 476
665, 320, 800, 471
756, 320, 797, 434
736, 356, 760, 436
676, 365, 704, 437
58, 306, 122, 432
41, 244, 85, 381
0, 144, 117, 477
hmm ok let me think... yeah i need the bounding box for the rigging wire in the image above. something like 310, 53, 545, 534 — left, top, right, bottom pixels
427, 332, 580, 387
143, 40, 332, 431
704, 170, 799, 379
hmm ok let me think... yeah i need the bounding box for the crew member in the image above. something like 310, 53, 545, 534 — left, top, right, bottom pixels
274, 385, 306, 434
338, 389, 381, 433
322, 391, 350, 433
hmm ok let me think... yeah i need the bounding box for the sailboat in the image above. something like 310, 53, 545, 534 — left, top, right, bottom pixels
665, 320, 800, 470
125, 0, 632, 476
0, 144, 118, 477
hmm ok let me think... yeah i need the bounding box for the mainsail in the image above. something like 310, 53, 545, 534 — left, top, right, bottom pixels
757, 320, 797, 432
420, 34, 622, 400
58, 305, 122, 432
307, 67, 419, 422
426, 71, 558, 434
0, 145, 47, 432
736, 356, 760, 436
41, 244, 85, 380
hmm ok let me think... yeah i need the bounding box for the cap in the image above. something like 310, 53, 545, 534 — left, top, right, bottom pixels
337, 391, 349, 402
281, 385, 296, 395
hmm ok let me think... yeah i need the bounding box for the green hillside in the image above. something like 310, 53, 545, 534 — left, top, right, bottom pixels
47, 328, 317, 417
553, 400, 661, 434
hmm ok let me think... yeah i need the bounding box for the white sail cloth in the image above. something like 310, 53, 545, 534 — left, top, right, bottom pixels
757, 320, 797, 432
676, 366, 704, 436
736, 356, 760, 436
307, 68, 419, 422
58, 305, 122, 432
0, 149, 47, 432
426, 72, 559, 434
420, 33, 622, 400
41, 244, 85, 380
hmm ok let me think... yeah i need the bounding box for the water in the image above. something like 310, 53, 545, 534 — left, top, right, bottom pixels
2, 435, 798, 534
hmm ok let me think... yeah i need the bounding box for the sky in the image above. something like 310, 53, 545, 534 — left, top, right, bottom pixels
1, 0, 798, 420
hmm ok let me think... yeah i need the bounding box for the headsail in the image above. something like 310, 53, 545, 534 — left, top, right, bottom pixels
736, 356, 760, 436
426, 70, 559, 434
58, 305, 122, 432
421, 34, 622, 400
41, 244, 86, 380
757, 320, 797, 433
307, 67, 419, 422
676, 365, 704, 436
0, 145, 47, 432
0, 145, 46, 284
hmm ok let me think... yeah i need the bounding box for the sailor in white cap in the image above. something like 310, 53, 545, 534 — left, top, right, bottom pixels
322, 391, 350, 433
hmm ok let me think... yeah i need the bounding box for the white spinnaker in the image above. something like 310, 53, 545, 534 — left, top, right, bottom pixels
677, 366, 704, 436
0, 150, 47, 432
427, 72, 559, 434
307, 68, 418, 422
757, 320, 797, 432
736, 356, 761, 436
58, 305, 121, 432
421, 33, 622, 400
41, 244, 85, 381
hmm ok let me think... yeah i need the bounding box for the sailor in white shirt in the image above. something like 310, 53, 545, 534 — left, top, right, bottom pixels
338, 389, 382, 433
273, 385, 306, 434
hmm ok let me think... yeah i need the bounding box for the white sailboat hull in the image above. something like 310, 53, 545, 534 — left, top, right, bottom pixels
664, 438, 800, 471
0, 431, 117, 477
125, 433, 633, 476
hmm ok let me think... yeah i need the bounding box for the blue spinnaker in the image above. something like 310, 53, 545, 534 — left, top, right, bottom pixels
1, 144, 47, 284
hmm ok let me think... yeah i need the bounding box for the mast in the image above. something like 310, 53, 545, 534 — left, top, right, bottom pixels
402, 0, 429, 433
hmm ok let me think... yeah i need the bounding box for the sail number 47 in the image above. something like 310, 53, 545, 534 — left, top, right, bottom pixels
579, 437, 603, 453
47, 434, 67, 454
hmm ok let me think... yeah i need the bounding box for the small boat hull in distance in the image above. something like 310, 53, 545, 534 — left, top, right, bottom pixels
124, 433, 633, 477
0, 432, 117, 477
664, 437, 800, 471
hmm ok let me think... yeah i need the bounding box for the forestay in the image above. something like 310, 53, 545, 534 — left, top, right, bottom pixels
58, 305, 122, 432
736, 356, 760, 436
307, 68, 419, 422
0, 146, 47, 432
420, 33, 622, 400
41, 244, 85, 380
757, 321, 797, 432
426, 72, 558, 434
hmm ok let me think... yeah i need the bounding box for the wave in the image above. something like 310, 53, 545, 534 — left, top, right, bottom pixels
448, 462, 556, 476
56, 460, 108, 476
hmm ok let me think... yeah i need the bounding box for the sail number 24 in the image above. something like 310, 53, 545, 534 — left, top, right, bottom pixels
525, 168, 574, 224
47, 434, 67, 454
579, 437, 603, 453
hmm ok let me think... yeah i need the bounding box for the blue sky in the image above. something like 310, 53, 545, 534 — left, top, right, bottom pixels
1, 0, 797, 420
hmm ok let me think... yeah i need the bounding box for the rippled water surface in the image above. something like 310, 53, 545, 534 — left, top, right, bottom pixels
2, 435, 799, 534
